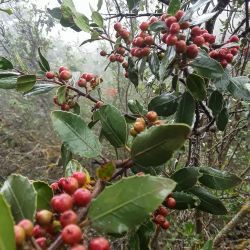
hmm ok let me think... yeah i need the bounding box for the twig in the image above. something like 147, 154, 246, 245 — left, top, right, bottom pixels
213, 202, 250, 247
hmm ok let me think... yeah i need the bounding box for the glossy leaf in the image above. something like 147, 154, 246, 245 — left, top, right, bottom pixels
73, 12, 90, 32
24, 83, 56, 97
95, 105, 127, 148
149, 21, 167, 32
128, 57, 139, 88
89, 175, 176, 234
198, 167, 241, 190
65, 159, 84, 177
97, 0, 103, 10
148, 93, 178, 117
175, 92, 195, 126
0, 75, 17, 89
216, 108, 228, 131
167, 0, 181, 15
186, 73, 206, 101
126, 0, 140, 11
33, 181, 53, 210
0, 56, 13, 70
47, 7, 62, 19
51, 111, 102, 158
0, 194, 15, 250
148, 52, 160, 79
1, 174, 37, 222
190, 11, 218, 26
171, 167, 200, 191
92, 11, 103, 27
172, 192, 200, 210
191, 51, 224, 79
96, 162, 115, 181
38, 47, 50, 71
214, 72, 230, 91
208, 90, 223, 116
189, 186, 227, 215
16, 75, 36, 93
131, 124, 191, 167
128, 100, 146, 115
56, 86, 67, 105
227, 76, 250, 101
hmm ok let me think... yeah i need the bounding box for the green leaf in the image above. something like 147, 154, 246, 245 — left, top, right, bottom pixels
227, 76, 250, 101
191, 51, 224, 79
186, 73, 206, 101
0, 194, 15, 250
33, 181, 53, 210
0, 75, 18, 89
95, 105, 127, 148
214, 72, 230, 91
61, 143, 72, 169
126, 0, 140, 11
38, 48, 50, 72
51, 111, 102, 158
65, 159, 84, 177
16, 75, 36, 93
128, 100, 146, 115
47, 7, 62, 19
198, 167, 241, 190
190, 11, 218, 26
216, 107, 228, 131
175, 92, 195, 126
172, 192, 200, 210
131, 124, 191, 167
148, 93, 178, 117
171, 167, 200, 191
167, 0, 181, 15
24, 83, 56, 97
189, 186, 227, 215
208, 90, 223, 116
149, 21, 167, 32
92, 11, 103, 27
201, 240, 213, 250
0, 57, 13, 70
1, 174, 37, 222
128, 57, 139, 88
0, 8, 13, 15
89, 175, 176, 234
74, 12, 90, 32
148, 52, 160, 79
97, 0, 103, 10
96, 162, 115, 181
56, 85, 67, 105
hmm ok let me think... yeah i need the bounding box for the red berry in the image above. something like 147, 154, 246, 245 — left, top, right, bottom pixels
58, 178, 66, 189
62, 177, 79, 194
59, 66, 68, 73
208, 35, 216, 44
149, 17, 158, 24
139, 21, 149, 31
218, 48, 228, 59
161, 220, 170, 230
100, 50, 107, 56
60, 210, 78, 227
89, 237, 110, 250
144, 36, 154, 46
114, 22, 122, 31
230, 47, 238, 55
59, 70, 72, 81
78, 78, 87, 87
85, 73, 95, 82
46, 71, 55, 79
175, 40, 187, 53
141, 47, 151, 57
169, 22, 180, 34
209, 50, 219, 59
165, 34, 178, 46
51, 193, 73, 213
225, 53, 234, 63
124, 71, 129, 78
202, 33, 211, 42
71, 245, 87, 250
122, 61, 128, 68
191, 26, 201, 36
95, 101, 104, 109
166, 197, 176, 208
157, 206, 169, 217
116, 47, 126, 55
14, 225, 26, 245
73, 188, 92, 207
180, 21, 190, 29
154, 214, 165, 225
119, 29, 130, 39
50, 182, 59, 192
175, 10, 185, 21
220, 59, 228, 68
134, 48, 143, 58
109, 54, 116, 62
146, 111, 158, 122
36, 237, 47, 249
116, 55, 124, 63
229, 35, 239, 43
138, 31, 148, 38
32, 225, 46, 238
61, 103, 70, 111
165, 16, 177, 28
193, 36, 205, 47
134, 37, 144, 47
186, 44, 199, 59
61, 224, 82, 245
133, 121, 145, 133
72, 172, 87, 186
36, 210, 53, 226
18, 219, 33, 237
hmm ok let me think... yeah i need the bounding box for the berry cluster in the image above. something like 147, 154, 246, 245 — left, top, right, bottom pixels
46, 66, 72, 81
114, 22, 131, 43
130, 111, 163, 137
77, 72, 103, 90
209, 35, 240, 68
13, 171, 110, 250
